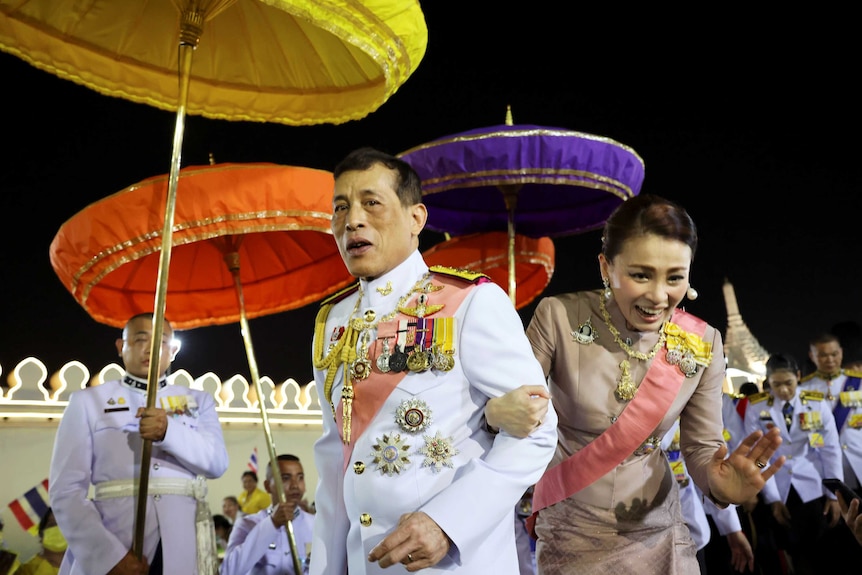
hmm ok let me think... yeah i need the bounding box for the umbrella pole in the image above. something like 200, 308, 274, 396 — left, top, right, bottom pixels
500, 185, 522, 307
133, 36, 195, 560
224, 251, 304, 575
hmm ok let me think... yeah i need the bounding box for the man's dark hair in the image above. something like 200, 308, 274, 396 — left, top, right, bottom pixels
333, 147, 423, 206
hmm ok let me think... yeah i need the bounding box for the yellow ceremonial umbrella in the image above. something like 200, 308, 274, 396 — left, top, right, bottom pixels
2, 1, 427, 568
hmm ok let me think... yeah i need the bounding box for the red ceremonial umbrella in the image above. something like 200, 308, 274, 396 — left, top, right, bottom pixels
400, 107, 645, 306
422, 232, 554, 310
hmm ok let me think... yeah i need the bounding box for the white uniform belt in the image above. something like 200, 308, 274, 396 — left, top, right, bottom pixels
93, 475, 207, 501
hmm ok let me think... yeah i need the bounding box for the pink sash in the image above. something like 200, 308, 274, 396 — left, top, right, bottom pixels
335, 274, 478, 471
527, 308, 707, 535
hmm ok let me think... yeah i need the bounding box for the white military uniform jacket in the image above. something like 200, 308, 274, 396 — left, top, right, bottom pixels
50, 376, 229, 575
220, 506, 314, 575
799, 370, 862, 488
309, 251, 558, 575
743, 391, 842, 504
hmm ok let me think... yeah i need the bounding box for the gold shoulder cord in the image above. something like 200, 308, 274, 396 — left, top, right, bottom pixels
313, 301, 359, 417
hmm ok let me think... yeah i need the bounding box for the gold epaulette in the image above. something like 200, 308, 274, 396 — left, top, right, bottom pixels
748, 391, 771, 404
800, 390, 825, 402
429, 264, 490, 284
800, 372, 818, 383
845, 369, 862, 379
319, 282, 359, 306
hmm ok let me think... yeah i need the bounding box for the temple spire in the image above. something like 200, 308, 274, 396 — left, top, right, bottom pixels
722, 278, 769, 391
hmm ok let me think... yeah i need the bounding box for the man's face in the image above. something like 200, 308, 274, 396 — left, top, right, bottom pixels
265, 459, 306, 508
810, 340, 843, 376
115, 316, 177, 379
331, 163, 426, 280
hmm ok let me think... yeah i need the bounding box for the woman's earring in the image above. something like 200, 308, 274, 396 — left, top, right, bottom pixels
686, 286, 699, 301
603, 278, 612, 300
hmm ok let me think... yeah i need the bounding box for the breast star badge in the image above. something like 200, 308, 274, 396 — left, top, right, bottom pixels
396, 398, 432, 433
419, 430, 458, 472
371, 433, 411, 476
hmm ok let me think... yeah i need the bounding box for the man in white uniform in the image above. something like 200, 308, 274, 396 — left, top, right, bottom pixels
221, 454, 314, 575
309, 147, 557, 574
49, 313, 229, 575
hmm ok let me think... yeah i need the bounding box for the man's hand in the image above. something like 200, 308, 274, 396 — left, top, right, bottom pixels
270, 502, 298, 529
837, 491, 862, 546
485, 385, 549, 438
823, 498, 842, 527
726, 530, 754, 572
107, 550, 149, 575
367, 512, 450, 571
770, 501, 791, 528
136, 407, 167, 441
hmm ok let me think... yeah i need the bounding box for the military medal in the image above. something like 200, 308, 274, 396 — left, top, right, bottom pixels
371, 433, 411, 476
407, 348, 430, 372
396, 398, 432, 433
572, 317, 598, 344
376, 337, 392, 373
419, 430, 458, 472
349, 331, 372, 381
389, 344, 409, 372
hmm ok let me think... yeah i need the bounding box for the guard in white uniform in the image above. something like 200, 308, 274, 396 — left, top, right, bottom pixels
309, 148, 557, 575
743, 353, 843, 574
221, 455, 313, 575
50, 313, 229, 575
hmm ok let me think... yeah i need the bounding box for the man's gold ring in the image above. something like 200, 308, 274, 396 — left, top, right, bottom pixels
755, 459, 766, 469
407, 553, 414, 563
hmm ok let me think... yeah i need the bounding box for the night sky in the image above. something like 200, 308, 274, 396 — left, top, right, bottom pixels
2, 5, 860, 385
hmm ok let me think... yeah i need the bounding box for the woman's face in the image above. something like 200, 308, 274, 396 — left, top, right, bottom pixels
599, 233, 692, 332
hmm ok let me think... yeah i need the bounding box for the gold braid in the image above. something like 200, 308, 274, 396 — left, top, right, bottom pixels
313, 298, 360, 416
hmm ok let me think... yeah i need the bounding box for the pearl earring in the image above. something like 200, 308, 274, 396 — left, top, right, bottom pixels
603, 278, 612, 300
686, 286, 698, 301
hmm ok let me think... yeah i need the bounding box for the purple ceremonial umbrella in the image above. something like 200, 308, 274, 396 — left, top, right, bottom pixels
398, 110, 645, 303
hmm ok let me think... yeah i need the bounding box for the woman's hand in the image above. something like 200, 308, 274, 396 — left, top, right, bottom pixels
707, 427, 785, 505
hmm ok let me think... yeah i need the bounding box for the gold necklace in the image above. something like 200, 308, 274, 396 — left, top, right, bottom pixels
598, 295, 667, 402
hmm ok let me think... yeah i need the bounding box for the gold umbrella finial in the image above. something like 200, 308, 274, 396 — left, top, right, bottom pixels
505, 105, 513, 126
209, 152, 215, 165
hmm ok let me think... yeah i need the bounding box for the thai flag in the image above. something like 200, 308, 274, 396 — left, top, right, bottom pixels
7, 478, 49, 535
247, 447, 258, 474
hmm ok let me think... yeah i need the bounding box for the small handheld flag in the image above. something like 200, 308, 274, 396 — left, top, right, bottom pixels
247, 447, 258, 475
7, 478, 49, 534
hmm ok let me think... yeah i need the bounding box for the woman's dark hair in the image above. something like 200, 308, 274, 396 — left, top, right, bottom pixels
766, 352, 800, 376
333, 146, 423, 206
601, 194, 698, 261
242, 470, 258, 482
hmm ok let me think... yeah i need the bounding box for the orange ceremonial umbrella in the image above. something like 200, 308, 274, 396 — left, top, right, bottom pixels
49, 162, 351, 330
48, 161, 352, 571
422, 232, 555, 310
